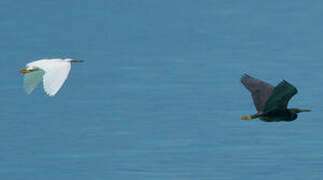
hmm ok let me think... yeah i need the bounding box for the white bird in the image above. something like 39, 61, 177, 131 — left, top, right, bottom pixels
19, 58, 84, 96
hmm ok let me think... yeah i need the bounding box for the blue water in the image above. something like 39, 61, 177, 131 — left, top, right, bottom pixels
1, 0, 323, 179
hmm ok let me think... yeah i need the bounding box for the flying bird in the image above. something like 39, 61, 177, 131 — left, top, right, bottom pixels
240, 74, 310, 122
19, 58, 84, 96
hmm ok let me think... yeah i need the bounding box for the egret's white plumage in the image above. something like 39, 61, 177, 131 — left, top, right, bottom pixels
20, 58, 84, 96
23, 69, 45, 94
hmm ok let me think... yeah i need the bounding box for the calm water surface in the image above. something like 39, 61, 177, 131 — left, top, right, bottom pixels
1, 1, 323, 179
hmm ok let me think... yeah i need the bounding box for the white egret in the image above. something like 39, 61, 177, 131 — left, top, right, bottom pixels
19, 58, 84, 96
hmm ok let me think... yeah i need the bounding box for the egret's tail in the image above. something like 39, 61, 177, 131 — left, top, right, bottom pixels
240, 116, 252, 120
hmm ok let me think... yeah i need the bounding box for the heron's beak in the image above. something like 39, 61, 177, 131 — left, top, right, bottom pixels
19, 69, 32, 74
70, 60, 85, 63
241, 116, 252, 120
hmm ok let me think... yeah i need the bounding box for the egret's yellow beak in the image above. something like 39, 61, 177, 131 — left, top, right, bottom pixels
19, 69, 32, 74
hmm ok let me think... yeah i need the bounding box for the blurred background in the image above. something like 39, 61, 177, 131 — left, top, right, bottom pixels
0, 0, 323, 179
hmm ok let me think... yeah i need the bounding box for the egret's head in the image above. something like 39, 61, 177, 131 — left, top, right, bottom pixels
19, 69, 32, 74
19, 67, 35, 74
65, 58, 85, 63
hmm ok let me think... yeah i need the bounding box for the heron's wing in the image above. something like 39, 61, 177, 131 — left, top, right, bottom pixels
263, 80, 297, 113
36, 61, 71, 96
23, 70, 45, 94
240, 74, 274, 112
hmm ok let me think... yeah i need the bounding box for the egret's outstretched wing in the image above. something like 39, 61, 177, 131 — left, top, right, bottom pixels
240, 74, 274, 112
23, 70, 45, 94
263, 80, 297, 113
37, 61, 71, 96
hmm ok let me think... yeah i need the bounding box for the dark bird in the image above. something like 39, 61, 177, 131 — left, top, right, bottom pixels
240, 74, 311, 122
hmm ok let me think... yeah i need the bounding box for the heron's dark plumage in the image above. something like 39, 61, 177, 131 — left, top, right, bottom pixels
241, 74, 310, 122
263, 80, 297, 113
240, 74, 274, 112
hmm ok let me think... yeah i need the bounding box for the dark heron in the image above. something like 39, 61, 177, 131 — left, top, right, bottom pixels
240, 74, 311, 122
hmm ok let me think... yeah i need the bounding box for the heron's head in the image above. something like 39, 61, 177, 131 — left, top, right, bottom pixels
289, 108, 311, 114
65, 58, 85, 63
